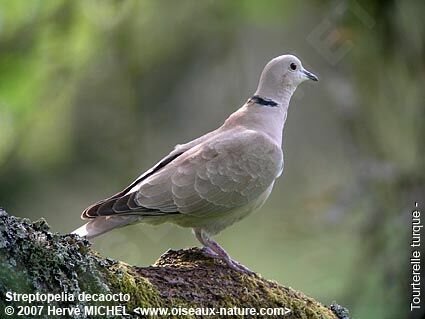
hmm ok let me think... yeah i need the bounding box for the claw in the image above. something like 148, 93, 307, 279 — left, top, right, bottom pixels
194, 228, 255, 275
201, 246, 218, 258
228, 258, 255, 275
201, 246, 254, 274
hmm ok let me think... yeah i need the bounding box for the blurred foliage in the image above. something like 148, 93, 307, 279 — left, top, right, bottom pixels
0, 1, 423, 318
337, 1, 425, 318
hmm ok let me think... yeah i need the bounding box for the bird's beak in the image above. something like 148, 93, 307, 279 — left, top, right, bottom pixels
302, 69, 319, 82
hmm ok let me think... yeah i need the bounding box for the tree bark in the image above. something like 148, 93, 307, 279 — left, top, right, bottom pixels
0, 209, 348, 318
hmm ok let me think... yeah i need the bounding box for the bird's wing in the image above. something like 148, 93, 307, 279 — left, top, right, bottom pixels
81, 128, 220, 219
84, 128, 282, 219
81, 149, 184, 219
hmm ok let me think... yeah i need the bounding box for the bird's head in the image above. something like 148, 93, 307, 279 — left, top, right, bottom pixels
255, 54, 318, 103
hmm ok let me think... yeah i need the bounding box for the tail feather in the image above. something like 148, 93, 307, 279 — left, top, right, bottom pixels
72, 216, 140, 239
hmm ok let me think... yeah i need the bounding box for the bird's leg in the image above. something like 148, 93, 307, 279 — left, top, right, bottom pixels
194, 228, 254, 275
193, 228, 217, 257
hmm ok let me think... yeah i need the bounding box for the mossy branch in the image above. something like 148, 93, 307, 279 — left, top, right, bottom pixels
0, 209, 348, 319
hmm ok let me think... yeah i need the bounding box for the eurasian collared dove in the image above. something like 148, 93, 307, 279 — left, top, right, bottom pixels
72, 54, 318, 274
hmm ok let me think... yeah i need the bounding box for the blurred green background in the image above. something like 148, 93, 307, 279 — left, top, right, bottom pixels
0, 1, 423, 318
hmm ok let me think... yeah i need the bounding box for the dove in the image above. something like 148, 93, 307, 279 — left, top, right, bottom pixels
72, 54, 318, 274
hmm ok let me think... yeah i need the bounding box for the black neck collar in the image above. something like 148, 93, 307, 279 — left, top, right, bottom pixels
249, 95, 278, 107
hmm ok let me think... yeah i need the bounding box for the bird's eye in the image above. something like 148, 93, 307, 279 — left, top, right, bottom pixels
290, 63, 297, 71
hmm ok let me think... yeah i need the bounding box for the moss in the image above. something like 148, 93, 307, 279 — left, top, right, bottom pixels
130, 248, 338, 318
0, 210, 346, 319
0, 209, 111, 318
106, 262, 163, 309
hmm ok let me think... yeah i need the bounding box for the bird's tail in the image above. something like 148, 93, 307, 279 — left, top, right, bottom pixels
71, 216, 140, 240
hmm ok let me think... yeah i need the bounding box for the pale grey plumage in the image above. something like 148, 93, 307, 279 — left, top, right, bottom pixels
72, 54, 318, 273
